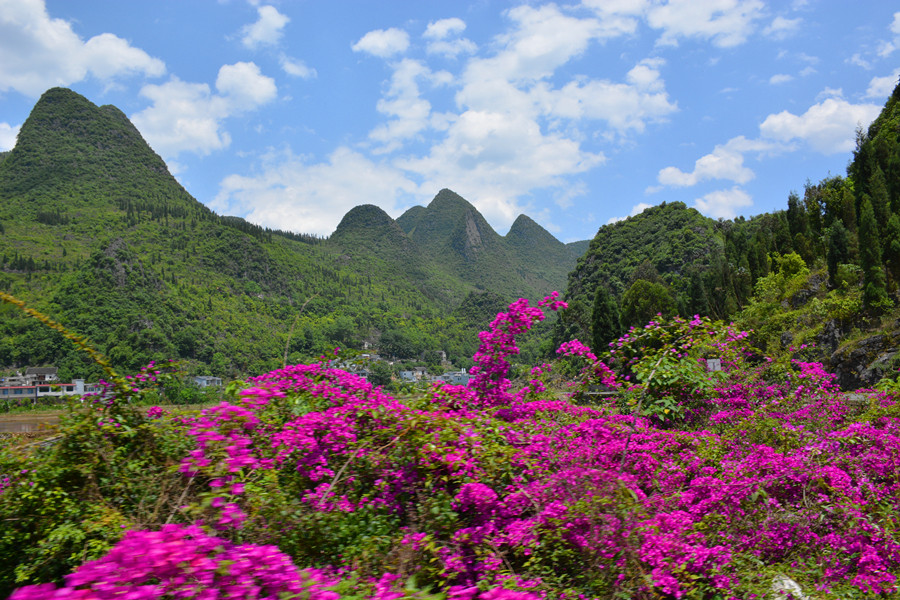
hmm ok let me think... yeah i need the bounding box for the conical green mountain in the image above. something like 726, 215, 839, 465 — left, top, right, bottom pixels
506, 213, 576, 265
555, 78, 900, 391
397, 189, 572, 297
0, 88, 585, 379
555, 201, 789, 346
330, 204, 413, 256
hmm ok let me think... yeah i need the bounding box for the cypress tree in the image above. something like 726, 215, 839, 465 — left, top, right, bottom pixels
888, 141, 900, 213
591, 285, 621, 352
688, 269, 710, 316
826, 221, 850, 288
869, 166, 891, 226
786, 192, 809, 239
841, 186, 858, 233
621, 279, 676, 329
859, 197, 890, 311
884, 213, 900, 292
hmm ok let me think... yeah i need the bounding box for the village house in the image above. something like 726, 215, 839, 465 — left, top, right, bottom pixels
438, 368, 470, 385
0, 378, 103, 403
192, 375, 223, 388
3, 366, 59, 386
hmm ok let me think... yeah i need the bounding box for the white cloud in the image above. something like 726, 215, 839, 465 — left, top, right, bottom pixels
763, 16, 801, 39
367, 59, 446, 153
395, 109, 606, 228
879, 12, 900, 57
352, 28, 410, 58
132, 62, 276, 158
647, 0, 766, 48
693, 187, 753, 219
578, 0, 645, 38
212, 147, 419, 236
454, 6, 676, 132
241, 5, 289, 50
847, 53, 872, 69
0, 122, 20, 151
424, 18, 466, 40
349, 5, 674, 228
132, 79, 231, 157
532, 59, 677, 133
0, 0, 164, 97
607, 202, 654, 224
866, 69, 900, 100
878, 41, 897, 59
769, 73, 793, 84
279, 54, 316, 78
759, 96, 881, 154
658, 94, 880, 192
423, 17, 476, 57
215, 61, 277, 109
427, 38, 478, 58
467, 4, 607, 83
657, 136, 777, 187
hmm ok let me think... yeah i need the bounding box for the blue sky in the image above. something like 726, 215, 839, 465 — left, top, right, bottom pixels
1, 0, 898, 242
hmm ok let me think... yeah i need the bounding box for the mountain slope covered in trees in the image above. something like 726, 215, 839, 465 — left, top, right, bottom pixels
559, 79, 900, 390
0, 88, 582, 380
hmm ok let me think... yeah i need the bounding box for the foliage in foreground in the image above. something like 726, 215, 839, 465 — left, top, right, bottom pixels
2, 296, 900, 599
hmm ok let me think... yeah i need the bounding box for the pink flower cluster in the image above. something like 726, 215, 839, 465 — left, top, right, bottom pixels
468, 293, 566, 407
11, 298, 900, 599
10, 523, 340, 599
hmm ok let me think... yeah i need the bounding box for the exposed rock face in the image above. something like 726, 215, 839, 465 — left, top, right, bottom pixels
780, 330, 793, 350
463, 209, 483, 257
816, 319, 844, 356
828, 329, 900, 390
788, 274, 824, 309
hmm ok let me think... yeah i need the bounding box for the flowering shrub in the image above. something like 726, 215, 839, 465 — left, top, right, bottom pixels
4, 298, 900, 599
9, 524, 340, 599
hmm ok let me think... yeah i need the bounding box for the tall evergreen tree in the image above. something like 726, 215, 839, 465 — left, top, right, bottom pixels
826, 221, 850, 288
591, 285, 621, 352
859, 197, 890, 311
621, 279, 676, 329
888, 141, 900, 213
786, 191, 809, 238
841, 186, 858, 233
869, 166, 891, 226
688, 269, 711, 316
803, 181, 824, 239
884, 213, 900, 292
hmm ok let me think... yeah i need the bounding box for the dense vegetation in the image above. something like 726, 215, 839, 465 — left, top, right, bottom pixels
4, 295, 900, 599
559, 80, 900, 389
3, 76, 900, 600
0, 88, 580, 382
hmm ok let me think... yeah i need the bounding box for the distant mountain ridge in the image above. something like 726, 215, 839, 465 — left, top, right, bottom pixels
394, 189, 577, 298
0, 87, 586, 378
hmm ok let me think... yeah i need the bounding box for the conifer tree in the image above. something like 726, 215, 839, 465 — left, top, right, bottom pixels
869, 166, 891, 226
591, 285, 621, 352
621, 279, 676, 329
888, 141, 900, 213
786, 192, 809, 238
688, 269, 711, 316
884, 213, 900, 292
859, 197, 890, 311
826, 221, 850, 288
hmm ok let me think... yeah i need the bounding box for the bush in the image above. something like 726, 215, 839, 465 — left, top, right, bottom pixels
4, 296, 900, 599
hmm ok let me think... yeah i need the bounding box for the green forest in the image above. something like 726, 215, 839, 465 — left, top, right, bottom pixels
0, 89, 578, 384
3, 82, 900, 392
